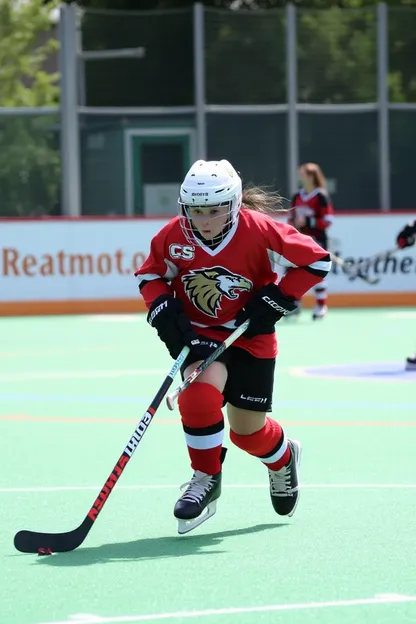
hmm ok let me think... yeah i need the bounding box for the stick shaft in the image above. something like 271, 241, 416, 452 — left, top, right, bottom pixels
166, 321, 249, 409
87, 344, 190, 522
13, 346, 189, 553
331, 247, 399, 284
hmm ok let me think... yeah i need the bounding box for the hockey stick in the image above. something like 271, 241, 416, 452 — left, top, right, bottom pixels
13, 346, 190, 554
166, 319, 250, 411
331, 247, 399, 286
330, 253, 381, 285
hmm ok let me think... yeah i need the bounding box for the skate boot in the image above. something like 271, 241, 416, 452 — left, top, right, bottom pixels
174, 448, 227, 534
312, 304, 328, 320
405, 354, 416, 371
268, 439, 301, 517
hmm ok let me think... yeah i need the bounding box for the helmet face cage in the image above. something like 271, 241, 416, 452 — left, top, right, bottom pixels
178, 160, 242, 246
178, 200, 235, 246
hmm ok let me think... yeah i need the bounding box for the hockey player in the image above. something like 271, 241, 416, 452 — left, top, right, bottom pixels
135, 160, 331, 534
396, 219, 416, 371
289, 163, 334, 320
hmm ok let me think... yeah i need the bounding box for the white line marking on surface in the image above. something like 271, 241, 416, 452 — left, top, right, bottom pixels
385, 312, 416, 319
38, 594, 416, 624
68, 616, 103, 623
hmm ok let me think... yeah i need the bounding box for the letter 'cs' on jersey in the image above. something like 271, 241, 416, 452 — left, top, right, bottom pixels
178, 160, 242, 246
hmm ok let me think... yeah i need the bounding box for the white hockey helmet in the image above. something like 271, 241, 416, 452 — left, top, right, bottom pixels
178, 159, 242, 244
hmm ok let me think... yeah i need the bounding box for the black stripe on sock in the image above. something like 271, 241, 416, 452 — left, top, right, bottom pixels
183, 420, 224, 437
304, 254, 331, 278
304, 266, 329, 278
259, 434, 284, 460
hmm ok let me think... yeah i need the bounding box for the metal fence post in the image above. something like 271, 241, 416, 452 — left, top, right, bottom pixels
286, 3, 299, 198
77, 9, 86, 107
377, 3, 390, 212
193, 2, 207, 161
59, 4, 81, 217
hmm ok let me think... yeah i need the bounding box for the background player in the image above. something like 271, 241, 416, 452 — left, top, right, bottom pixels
396, 218, 416, 370
289, 162, 334, 320
135, 159, 331, 534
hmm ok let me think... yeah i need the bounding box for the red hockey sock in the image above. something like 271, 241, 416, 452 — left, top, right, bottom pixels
314, 284, 328, 307
230, 417, 291, 471
178, 382, 224, 475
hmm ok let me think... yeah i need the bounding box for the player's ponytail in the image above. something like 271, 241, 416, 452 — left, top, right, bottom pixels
242, 184, 285, 215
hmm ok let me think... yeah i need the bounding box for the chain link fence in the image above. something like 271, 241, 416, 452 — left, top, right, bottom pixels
207, 112, 288, 196
1, 3, 415, 216
299, 111, 379, 210
80, 7, 194, 107
388, 8, 416, 103
297, 7, 378, 105
205, 8, 286, 105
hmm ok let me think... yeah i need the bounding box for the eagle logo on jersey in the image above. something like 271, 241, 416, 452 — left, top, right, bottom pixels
182, 266, 252, 318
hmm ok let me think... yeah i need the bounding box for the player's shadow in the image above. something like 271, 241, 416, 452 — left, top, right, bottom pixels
33, 522, 286, 567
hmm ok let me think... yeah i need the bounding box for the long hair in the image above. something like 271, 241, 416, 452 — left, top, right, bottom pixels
302, 162, 326, 190
242, 184, 285, 215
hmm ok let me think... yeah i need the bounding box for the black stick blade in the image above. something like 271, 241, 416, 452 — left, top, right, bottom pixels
14, 517, 93, 553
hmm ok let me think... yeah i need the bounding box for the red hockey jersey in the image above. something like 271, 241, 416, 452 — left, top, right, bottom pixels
135, 208, 331, 358
289, 188, 334, 242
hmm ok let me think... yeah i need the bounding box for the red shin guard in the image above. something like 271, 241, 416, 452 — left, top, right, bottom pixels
230, 417, 291, 471
178, 382, 225, 475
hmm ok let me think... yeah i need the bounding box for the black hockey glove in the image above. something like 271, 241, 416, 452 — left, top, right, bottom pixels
396, 221, 416, 249
147, 294, 220, 360
235, 283, 297, 339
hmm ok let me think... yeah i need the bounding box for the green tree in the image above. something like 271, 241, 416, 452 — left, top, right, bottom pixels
0, 0, 61, 216
296, 7, 378, 104
0, 0, 60, 106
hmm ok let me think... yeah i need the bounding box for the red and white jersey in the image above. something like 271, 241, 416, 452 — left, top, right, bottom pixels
289, 187, 334, 241
135, 208, 331, 358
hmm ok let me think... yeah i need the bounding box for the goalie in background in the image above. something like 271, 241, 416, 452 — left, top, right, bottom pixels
288, 163, 334, 320
135, 159, 331, 534
396, 219, 416, 371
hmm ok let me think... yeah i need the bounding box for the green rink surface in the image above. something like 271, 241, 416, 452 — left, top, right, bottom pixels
1, 308, 415, 624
